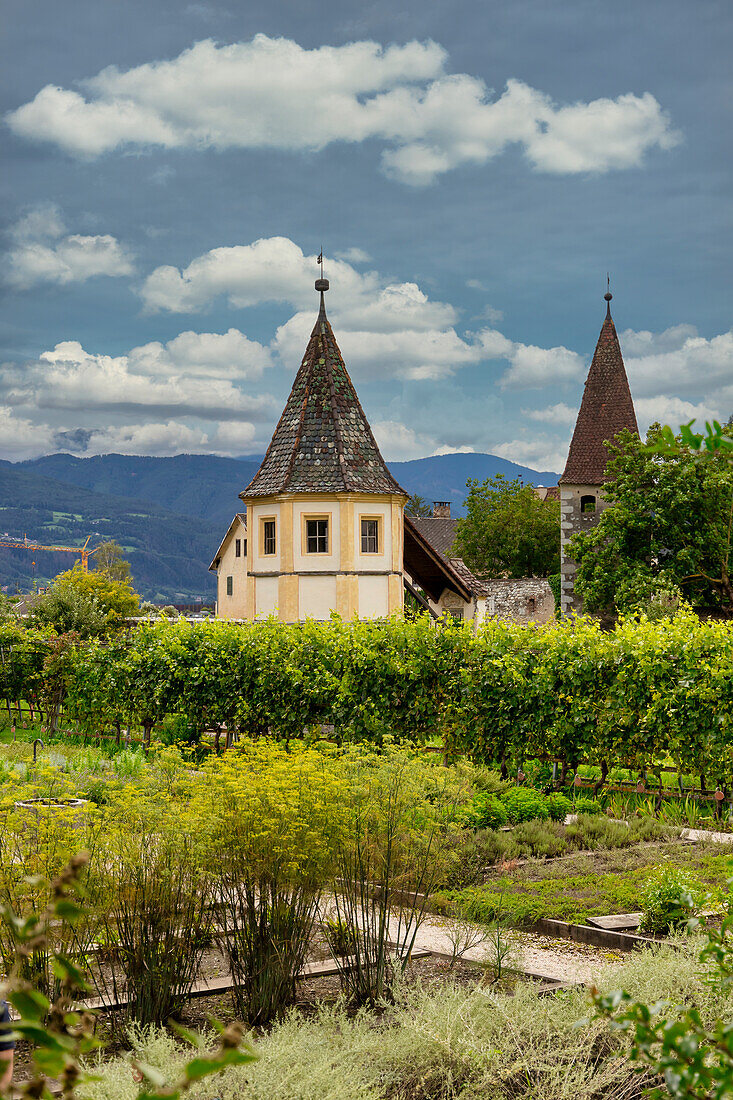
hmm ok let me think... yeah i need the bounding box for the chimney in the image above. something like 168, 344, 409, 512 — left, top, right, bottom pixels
433, 501, 451, 518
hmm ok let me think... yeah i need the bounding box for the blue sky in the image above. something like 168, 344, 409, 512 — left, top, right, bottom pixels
1, 0, 731, 473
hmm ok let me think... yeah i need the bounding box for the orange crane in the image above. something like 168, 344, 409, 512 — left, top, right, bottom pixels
0, 534, 94, 572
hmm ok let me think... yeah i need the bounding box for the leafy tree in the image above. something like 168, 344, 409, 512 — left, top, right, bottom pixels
93, 539, 132, 583
405, 494, 432, 517
30, 585, 108, 639
452, 474, 560, 577
32, 564, 139, 636
571, 425, 733, 616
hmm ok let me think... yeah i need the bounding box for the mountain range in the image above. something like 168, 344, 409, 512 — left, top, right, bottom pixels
0, 452, 559, 601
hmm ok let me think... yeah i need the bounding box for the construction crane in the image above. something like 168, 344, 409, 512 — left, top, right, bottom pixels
0, 534, 94, 572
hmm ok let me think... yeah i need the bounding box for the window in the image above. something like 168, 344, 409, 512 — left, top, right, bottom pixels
261, 518, 276, 556
527, 597, 536, 613
235, 538, 241, 558
243, 539, 247, 557
226, 575, 233, 596
306, 517, 329, 554
361, 517, 380, 554
580, 494, 596, 513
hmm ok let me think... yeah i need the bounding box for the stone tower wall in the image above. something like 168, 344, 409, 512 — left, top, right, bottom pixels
560, 484, 610, 614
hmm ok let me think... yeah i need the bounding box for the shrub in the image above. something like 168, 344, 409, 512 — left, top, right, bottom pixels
466, 792, 508, 830
546, 792, 572, 821
501, 787, 549, 824
97, 780, 215, 1028
639, 867, 702, 934
511, 819, 568, 859
574, 796, 603, 815
198, 742, 346, 1025
330, 746, 463, 1005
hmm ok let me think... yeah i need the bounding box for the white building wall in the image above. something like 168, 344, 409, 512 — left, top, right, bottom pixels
255, 575, 278, 618
293, 500, 341, 572
250, 501, 282, 574
299, 575, 338, 620
357, 574, 389, 618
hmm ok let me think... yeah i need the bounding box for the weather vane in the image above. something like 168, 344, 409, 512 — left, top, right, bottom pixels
317, 248, 324, 280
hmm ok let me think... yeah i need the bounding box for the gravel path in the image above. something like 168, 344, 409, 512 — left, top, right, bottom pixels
408, 914, 625, 985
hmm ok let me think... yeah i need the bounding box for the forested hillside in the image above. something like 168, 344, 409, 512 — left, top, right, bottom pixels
0, 463, 220, 601
2, 451, 560, 599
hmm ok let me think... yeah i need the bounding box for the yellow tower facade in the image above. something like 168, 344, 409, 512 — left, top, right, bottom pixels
215, 278, 407, 622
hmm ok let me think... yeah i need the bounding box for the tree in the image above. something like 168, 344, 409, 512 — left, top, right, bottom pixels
31, 563, 139, 636
405, 494, 432, 517
451, 474, 560, 577
570, 424, 733, 616
93, 539, 132, 582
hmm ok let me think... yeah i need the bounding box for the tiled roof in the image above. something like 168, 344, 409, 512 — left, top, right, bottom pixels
560, 302, 638, 485
408, 516, 489, 597
241, 291, 406, 499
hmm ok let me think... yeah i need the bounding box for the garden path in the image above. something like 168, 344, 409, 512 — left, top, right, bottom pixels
400, 914, 624, 985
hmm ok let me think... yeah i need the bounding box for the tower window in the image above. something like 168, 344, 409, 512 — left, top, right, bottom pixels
235, 538, 241, 557
305, 517, 329, 554
361, 516, 380, 554
226, 575, 233, 596
261, 518, 277, 556
580, 495, 596, 513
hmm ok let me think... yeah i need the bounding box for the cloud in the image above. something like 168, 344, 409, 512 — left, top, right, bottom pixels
2, 339, 274, 420
635, 396, 725, 432
0, 407, 54, 460
474, 328, 585, 389
6, 35, 678, 184
131, 328, 272, 379
372, 419, 439, 461
335, 247, 371, 263
521, 402, 577, 426
622, 325, 733, 399
4, 204, 134, 290
494, 434, 568, 474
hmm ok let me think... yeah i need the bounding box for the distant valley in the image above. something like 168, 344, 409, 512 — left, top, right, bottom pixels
0, 452, 559, 600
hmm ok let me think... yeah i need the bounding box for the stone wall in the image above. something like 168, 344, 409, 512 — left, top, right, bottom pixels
559, 485, 609, 614
481, 577, 555, 624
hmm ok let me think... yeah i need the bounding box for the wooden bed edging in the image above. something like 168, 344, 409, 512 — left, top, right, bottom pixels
530, 917, 677, 953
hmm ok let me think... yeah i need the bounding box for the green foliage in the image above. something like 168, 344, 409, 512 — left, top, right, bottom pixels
570, 424, 733, 616
31, 585, 108, 639
501, 787, 549, 824
546, 792, 572, 821
404, 493, 432, 517
452, 473, 560, 578
466, 792, 508, 830
574, 796, 603, 816
92, 541, 132, 584
32, 565, 138, 636
594, 908, 733, 1099
639, 866, 702, 934
5, 610, 733, 794
0, 856, 255, 1100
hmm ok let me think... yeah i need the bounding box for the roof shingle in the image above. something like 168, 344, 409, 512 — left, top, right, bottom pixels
241, 290, 406, 499
560, 302, 638, 485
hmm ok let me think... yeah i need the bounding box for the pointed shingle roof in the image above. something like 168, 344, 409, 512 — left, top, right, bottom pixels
560, 296, 638, 485
241, 284, 406, 498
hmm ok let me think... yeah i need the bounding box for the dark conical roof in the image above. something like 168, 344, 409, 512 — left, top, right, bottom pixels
241, 290, 406, 499
560, 299, 638, 485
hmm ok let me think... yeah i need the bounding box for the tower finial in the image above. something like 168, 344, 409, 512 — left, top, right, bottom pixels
604, 272, 612, 318
315, 248, 329, 313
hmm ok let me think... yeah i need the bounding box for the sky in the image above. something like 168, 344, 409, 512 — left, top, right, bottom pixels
0, 0, 731, 474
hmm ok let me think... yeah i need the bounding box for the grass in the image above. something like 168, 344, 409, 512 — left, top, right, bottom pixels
441, 841, 733, 926
76, 940, 725, 1099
